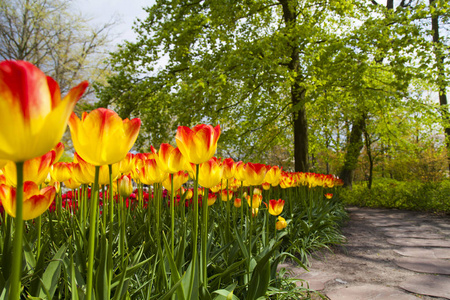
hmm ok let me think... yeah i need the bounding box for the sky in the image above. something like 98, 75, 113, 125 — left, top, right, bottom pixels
75, 0, 155, 45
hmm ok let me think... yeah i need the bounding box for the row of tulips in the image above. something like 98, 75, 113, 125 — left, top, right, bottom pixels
0, 60, 345, 299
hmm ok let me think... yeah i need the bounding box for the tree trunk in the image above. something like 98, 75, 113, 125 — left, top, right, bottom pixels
340, 0, 395, 186
293, 90, 309, 172
340, 116, 365, 188
430, 0, 450, 171
279, 0, 309, 172
363, 127, 374, 189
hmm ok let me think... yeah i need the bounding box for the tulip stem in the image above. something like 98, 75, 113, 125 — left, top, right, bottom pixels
108, 164, 114, 296
202, 188, 210, 286
226, 180, 231, 244
10, 161, 24, 300
240, 182, 244, 235
170, 174, 175, 254
102, 185, 107, 234
36, 215, 42, 259
187, 165, 199, 299
248, 187, 253, 286
119, 195, 125, 270
86, 166, 100, 300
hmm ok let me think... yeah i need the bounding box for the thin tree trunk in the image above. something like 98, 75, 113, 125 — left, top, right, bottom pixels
340, 0, 394, 186
363, 128, 374, 189
430, 0, 450, 171
279, 0, 309, 172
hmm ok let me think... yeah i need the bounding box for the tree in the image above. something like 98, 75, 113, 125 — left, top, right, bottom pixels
97, 0, 358, 170
428, 0, 450, 170
0, 0, 117, 110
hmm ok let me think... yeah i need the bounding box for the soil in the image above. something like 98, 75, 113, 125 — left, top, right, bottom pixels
282, 207, 450, 300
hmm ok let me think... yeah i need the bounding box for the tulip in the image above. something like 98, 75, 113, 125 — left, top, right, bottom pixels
131, 153, 149, 181
0, 181, 55, 220
251, 208, 259, 217
207, 193, 217, 206
243, 163, 267, 186
138, 158, 168, 185
275, 216, 287, 230
4, 150, 55, 186
220, 189, 233, 202
0, 61, 88, 162
0, 61, 87, 300
222, 158, 236, 179
68, 108, 141, 166
262, 182, 271, 190
118, 174, 134, 198
198, 158, 223, 189
246, 194, 262, 208
51, 162, 73, 182
234, 161, 246, 182
64, 178, 81, 190
265, 165, 282, 186
280, 173, 294, 189
98, 164, 120, 185
72, 153, 95, 184
234, 198, 242, 208
268, 199, 285, 216
69, 108, 140, 300
185, 188, 194, 200
162, 170, 188, 194
117, 152, 134, 174
175, 124, 221, 164
325, 193, 333, 199
52, 142, 65, 163
154, 143, 188, 174
210, 183, 222, 193
253, 187, 262, 195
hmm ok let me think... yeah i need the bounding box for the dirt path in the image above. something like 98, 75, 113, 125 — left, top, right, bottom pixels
282, 207, 450, 300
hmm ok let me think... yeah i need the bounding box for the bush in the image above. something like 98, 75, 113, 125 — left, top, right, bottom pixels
341, 178, 450, 213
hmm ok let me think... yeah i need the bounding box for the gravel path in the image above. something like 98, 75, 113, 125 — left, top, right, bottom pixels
282, 207, 450, 300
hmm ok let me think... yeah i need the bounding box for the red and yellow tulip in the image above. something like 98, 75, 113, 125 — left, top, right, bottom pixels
207, 193, 217, 206
198, 158, 223, 189
138, 158, 168, 185
154, 143, 188, 174
0, 181, 56, 220
163, 170, 189, 194
222, 158, 236, 180
243, 163, 267, 186
0, 61, 88, 162
268, 199, 285, 216
68, 108, 141, 166
4, 150, 55, 186
72, 152, 95, 184
246, 194, 262, 209
175, 124, 221, 164
220, 189, 233, 201
117, 152, 134, 174
118, 174, 134, 198
265, 165, 282, 186
63, 178, 81, 190
275, 216, 287, 230
51, 162, 73, 183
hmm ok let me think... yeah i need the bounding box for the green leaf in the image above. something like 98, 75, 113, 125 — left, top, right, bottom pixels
246, 240, 282, 300
38, 243, 68, 299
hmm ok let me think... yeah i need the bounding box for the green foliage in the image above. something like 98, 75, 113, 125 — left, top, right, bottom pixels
0, 182, 347, 299
341, 178, 450, 213
280, 186, 347, 265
